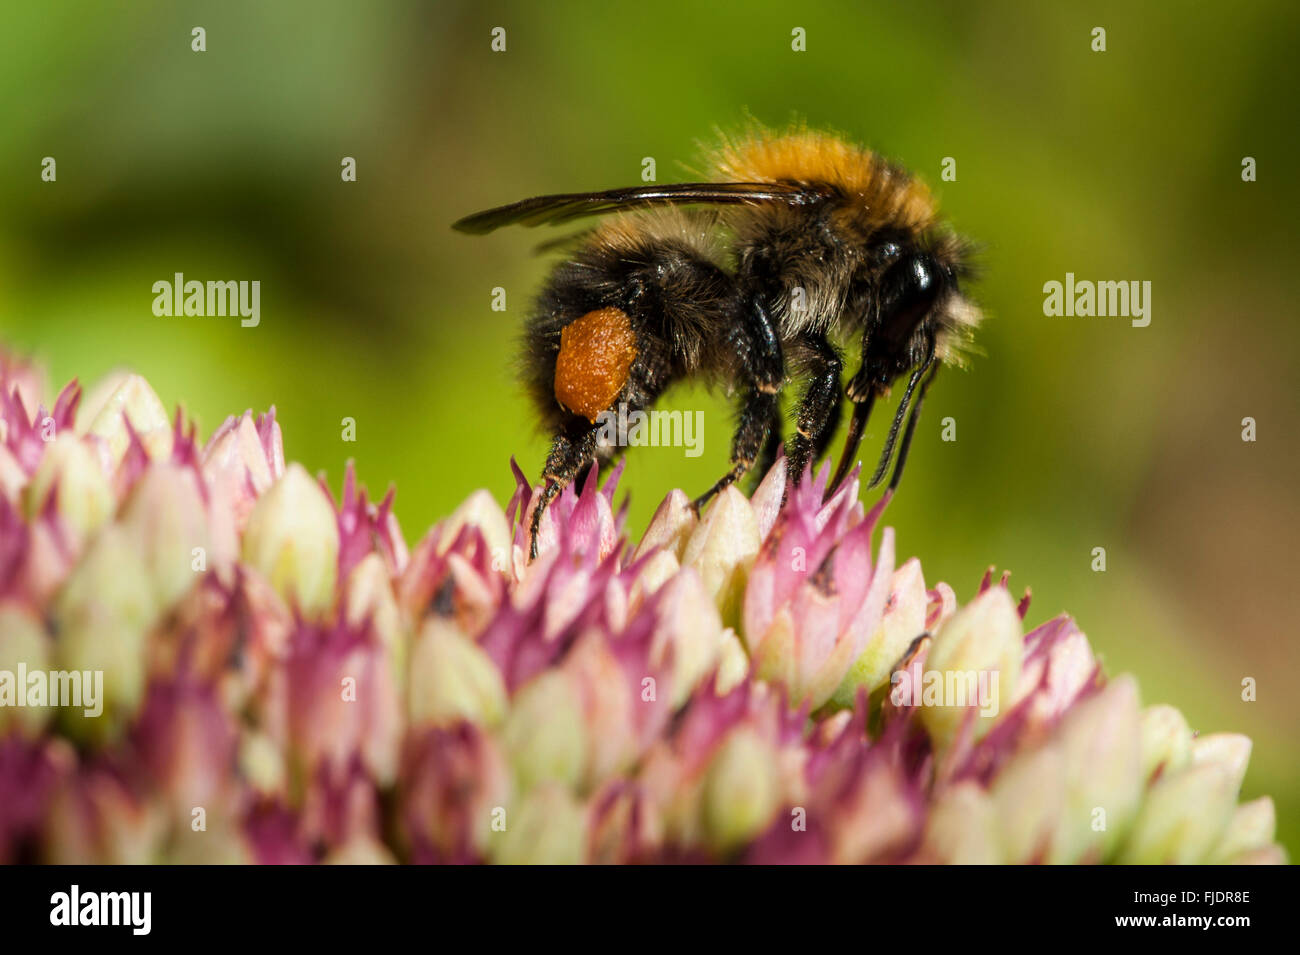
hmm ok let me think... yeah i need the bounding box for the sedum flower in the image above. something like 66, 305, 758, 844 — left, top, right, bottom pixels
491, 781, 587, 865
0, 602, 52, 736
681, 486, 759, 631
42, 761, 166, 864
242, 463, 340, 619
275, 614, 403, 794
0, 353, 1285, 865
132, 677, 239, 821
1, 372, 78, 480
78, 371, 173, 465
701, 726, 783, 853
742, 464, 897, 710
501, 669, 589, 793
1140, 703, 1194, 780
22, 433, 114, 549
916, 585, 1023, 745
397, 722, 510, 864
1209, 797, 1282, 864
408, 617, 508, 730
1044, 675, 1143, 863
831, 557, 929, 708
201, 408, 285, 532
52, 526, 156, 740
118, 463, 214, 610
0, 735, 72, 860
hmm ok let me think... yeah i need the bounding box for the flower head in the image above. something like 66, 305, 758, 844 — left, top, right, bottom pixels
0, 354, 1285, 864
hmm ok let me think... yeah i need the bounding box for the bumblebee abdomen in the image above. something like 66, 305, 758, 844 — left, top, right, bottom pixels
523, 210, 739, 431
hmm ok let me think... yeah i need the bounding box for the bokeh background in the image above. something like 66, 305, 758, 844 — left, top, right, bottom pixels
1, 0, 1296, 857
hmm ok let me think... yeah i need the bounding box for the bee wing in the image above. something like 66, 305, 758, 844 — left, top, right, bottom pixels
452, 181, 819, 234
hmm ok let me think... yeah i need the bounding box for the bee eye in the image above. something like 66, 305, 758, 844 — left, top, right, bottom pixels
904, 255, 938, 295
873, 253, 942, 353
875, 242, 902, 265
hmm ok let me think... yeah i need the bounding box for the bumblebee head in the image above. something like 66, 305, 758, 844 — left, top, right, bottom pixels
852, 234, 978, 396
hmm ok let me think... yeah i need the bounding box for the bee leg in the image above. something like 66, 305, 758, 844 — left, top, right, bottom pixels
529, 423, 600, 560
694, 294, 784, 511
692, 388, 778, 512
867, 347, 937, 489
884, 359, 939, 492
750, 397, 785, 490
812, 396, 845, 473
784, 334, 843, 494
528, 481, 563, 561
866, 361, 925, 488
825, 389, 875, 502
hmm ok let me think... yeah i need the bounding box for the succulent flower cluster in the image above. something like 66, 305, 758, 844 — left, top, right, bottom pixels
0, 354, 1285, 864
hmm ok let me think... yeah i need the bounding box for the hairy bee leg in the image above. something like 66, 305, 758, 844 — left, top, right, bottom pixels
751, 398, 785, 490
741, 293, 785, 393
784, 335, 843, 492
696, 292, 784, 511
693, 388, 777, 512
825, 392, 874, 502
529, 425, 600, 560
528, 481, 563, 561
867, 338, 939, 490
812, 393, 844, 462
886, 360, 939, 492
867, 362, 926, 489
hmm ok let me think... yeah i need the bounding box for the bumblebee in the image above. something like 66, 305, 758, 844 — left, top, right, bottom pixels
454, 127, 980, 558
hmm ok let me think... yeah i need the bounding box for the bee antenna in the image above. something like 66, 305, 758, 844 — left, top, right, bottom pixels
867, 362, 926, 489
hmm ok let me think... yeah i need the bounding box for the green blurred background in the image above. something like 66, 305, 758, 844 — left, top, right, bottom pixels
1, 1, 1295, 857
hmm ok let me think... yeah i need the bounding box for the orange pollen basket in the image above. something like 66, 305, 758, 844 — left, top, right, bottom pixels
553, 307, 639, 422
